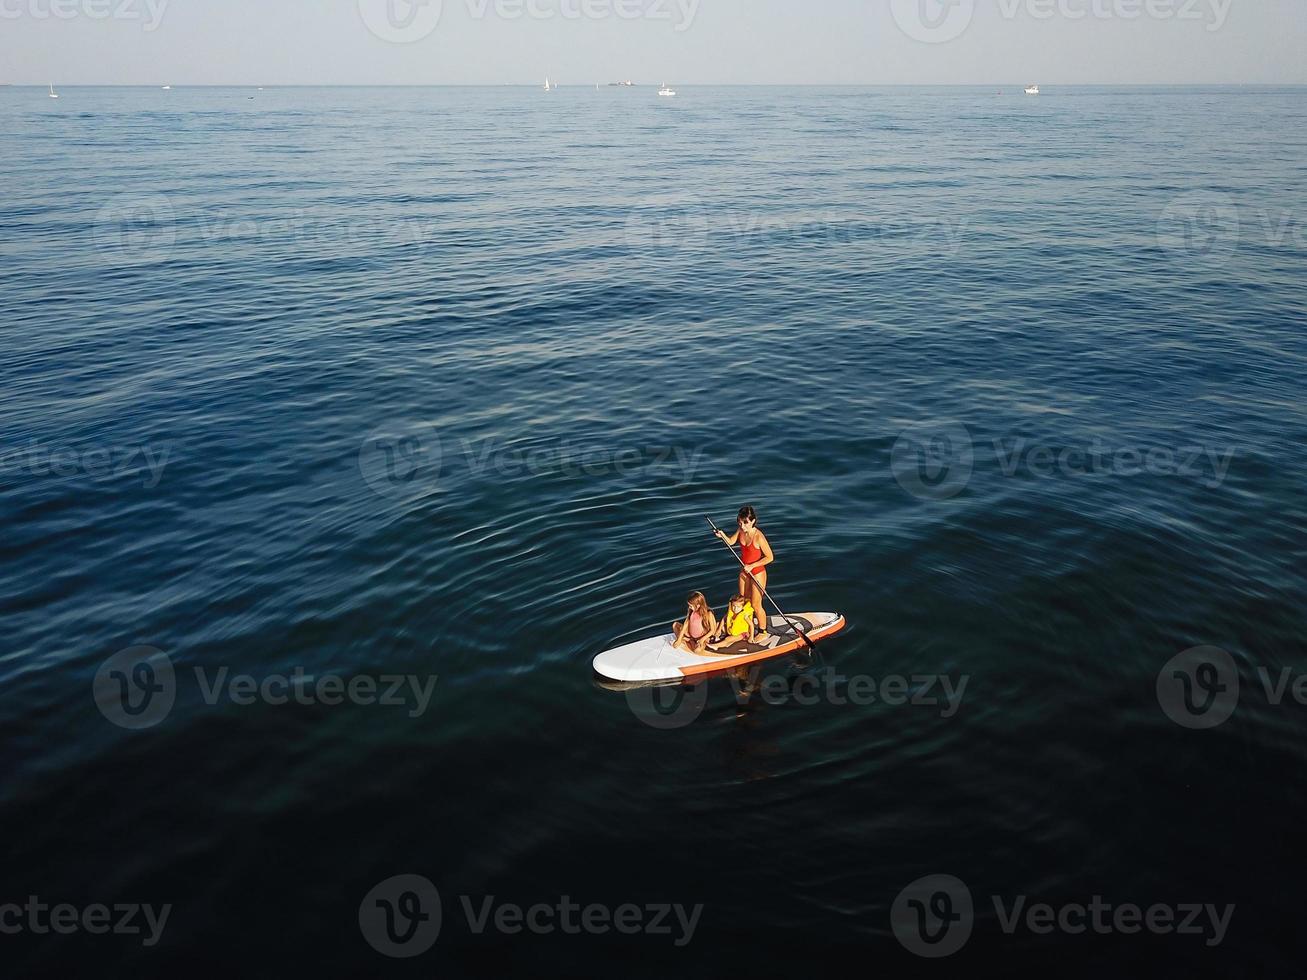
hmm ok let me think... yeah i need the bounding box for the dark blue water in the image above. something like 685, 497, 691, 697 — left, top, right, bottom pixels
2, 85, 1306, 976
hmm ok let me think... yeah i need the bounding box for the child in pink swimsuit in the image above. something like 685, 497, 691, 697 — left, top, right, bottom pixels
672, 592, 717, 654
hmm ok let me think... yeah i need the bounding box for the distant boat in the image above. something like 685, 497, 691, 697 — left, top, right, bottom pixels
162, 85, 171, 90
608, 80, 635, 87
544, 76, 556, 92
48, 83, 59, 99
658, 82, 677, 97
1025, 84, 1040, 95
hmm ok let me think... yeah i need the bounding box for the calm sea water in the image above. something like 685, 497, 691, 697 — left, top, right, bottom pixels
2, 85, 1306, 976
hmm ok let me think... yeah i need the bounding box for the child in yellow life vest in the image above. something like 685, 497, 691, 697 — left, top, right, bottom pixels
708, 594, 756, 652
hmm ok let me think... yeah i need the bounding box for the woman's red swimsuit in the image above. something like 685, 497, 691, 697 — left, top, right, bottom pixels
741, 537, 765, 576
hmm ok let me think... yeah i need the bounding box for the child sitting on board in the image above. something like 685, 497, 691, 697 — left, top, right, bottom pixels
672, 592, 717, 654
708, 594, 756, 653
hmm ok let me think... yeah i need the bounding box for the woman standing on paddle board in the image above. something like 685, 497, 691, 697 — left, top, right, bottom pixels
714, 505, 773, 635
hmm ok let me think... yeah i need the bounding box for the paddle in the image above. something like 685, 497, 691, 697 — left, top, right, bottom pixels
704, 515, 816, 653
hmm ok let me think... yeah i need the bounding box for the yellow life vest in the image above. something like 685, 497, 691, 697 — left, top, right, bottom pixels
726, 603, 755, 637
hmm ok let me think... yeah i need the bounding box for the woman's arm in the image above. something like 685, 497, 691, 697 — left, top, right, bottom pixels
716, 528, 740, 547
752, 531, 775, 570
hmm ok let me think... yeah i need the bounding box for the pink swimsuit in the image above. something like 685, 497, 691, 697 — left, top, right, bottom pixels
687, 612, 707, 640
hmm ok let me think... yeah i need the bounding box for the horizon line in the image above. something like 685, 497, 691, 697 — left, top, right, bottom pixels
9, 81, 1307, 88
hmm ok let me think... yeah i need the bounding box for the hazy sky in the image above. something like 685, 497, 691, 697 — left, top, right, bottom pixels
4, 0, 1306, 85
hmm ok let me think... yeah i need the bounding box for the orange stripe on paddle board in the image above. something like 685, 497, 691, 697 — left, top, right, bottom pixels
677, 616, 846, 677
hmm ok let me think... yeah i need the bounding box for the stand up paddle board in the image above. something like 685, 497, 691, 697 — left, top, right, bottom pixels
592, 613, 846, 684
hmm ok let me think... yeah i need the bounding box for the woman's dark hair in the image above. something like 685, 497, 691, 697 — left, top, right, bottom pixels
738, 505, 757, 524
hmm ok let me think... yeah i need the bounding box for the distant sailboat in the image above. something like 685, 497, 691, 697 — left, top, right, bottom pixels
544, 76, 555, 92
162, 85, 171, 90
48, 83, 59, 99
658, 82, 677, 97
1025, 84, 1040, 95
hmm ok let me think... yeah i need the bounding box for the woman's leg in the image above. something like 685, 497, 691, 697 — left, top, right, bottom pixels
750, 570, 769, 633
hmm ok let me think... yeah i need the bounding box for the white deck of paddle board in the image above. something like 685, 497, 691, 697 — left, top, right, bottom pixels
593, 613, 842, 683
